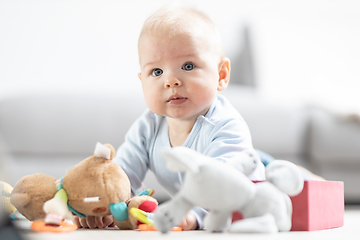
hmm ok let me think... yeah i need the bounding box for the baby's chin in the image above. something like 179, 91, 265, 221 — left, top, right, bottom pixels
163, 111, 204, 121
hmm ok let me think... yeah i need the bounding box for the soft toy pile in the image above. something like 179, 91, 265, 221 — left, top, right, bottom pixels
0, 181, 19, 218
153, 147, 304, 233
10, 142, 158, 230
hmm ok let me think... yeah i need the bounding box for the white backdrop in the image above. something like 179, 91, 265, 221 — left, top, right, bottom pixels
1, 0, 359, 111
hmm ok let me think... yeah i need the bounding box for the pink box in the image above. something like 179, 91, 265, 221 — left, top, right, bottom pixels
232, 180, 344, 231
290, 180, 344, 231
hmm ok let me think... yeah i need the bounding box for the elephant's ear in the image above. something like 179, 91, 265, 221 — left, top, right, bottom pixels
266, 160, 304, 197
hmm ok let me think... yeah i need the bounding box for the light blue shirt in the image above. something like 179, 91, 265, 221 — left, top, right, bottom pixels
114, 94, 265, 228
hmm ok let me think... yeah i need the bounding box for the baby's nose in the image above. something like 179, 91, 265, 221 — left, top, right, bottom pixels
165, 76, 182, 88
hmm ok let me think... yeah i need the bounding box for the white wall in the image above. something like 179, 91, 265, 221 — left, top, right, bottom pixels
1, 0, 359, 111
248, 0, 360, 112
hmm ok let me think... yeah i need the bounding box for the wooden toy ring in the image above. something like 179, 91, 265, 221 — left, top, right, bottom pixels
31, 221, 77, 233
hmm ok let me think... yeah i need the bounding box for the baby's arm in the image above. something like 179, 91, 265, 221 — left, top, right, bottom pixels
113, 110, 156, 195
203, 118, 265, 179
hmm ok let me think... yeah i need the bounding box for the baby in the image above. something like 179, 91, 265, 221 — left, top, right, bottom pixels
73, 5, 266, 230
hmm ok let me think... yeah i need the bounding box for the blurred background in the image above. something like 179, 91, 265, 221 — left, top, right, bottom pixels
1, 0, 359, 106
0, 0, 359, 203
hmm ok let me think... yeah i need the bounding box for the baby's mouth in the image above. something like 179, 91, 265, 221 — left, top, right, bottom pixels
167, 95, 187, 104
167, 94, 186, 102
167, 97, 186, 102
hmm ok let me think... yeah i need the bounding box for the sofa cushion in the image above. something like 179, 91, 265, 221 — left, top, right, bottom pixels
0, 92, 147, 155
221, 87, 309, 160
309, 106, 360, 164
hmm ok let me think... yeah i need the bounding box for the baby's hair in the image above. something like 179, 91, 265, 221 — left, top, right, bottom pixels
138, 4, 225, 59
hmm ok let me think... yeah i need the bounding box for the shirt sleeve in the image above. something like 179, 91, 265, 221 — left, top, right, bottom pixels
202, 118, 265, 181
113, 110, 155, 196
191, 207, 208, 230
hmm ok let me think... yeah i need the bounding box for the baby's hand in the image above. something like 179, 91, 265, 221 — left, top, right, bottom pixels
73, 215, 114, 229
179, 211, 198, 231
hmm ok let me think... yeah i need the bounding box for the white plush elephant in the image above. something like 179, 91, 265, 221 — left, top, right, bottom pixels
153, 147, 304, 233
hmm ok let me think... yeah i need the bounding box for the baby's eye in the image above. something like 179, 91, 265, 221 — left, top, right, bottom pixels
182, 63, 195, 71
151, 68, 163, 77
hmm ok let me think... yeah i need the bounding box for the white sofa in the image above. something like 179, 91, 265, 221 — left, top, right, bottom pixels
0, 86, 359, 203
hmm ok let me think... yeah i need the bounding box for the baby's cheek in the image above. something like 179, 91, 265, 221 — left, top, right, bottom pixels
145, 97, 164, 115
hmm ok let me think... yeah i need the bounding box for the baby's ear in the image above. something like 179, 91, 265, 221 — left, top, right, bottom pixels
217, 58, 230, 91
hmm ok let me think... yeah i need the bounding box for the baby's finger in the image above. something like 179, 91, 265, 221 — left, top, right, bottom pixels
79, 217, 89, 228
86, 216, 97, 229
102, 215, 114, 228
95, 216, 104, 229
72, 216, 81, 228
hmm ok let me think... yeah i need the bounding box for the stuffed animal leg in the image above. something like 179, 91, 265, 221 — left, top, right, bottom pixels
229, 214, 278, 233
229, 160, 303, 233
228, 182, 291, 233
203, 210, 233, 232
153, 194, 192, 233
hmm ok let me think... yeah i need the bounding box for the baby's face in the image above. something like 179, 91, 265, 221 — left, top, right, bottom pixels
138, 32, 227, 121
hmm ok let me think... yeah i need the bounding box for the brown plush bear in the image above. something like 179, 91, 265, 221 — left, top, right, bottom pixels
10, 173, 57, 221
10, 142, 158, 230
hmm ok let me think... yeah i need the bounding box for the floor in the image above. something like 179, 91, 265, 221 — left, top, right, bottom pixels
12, 206, 360, 240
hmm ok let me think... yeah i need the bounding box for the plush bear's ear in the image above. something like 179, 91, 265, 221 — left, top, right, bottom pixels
103, 143, 115, 160
10, 192, 31, 208
93, 142, 115, 160
161, 147, 204, 173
